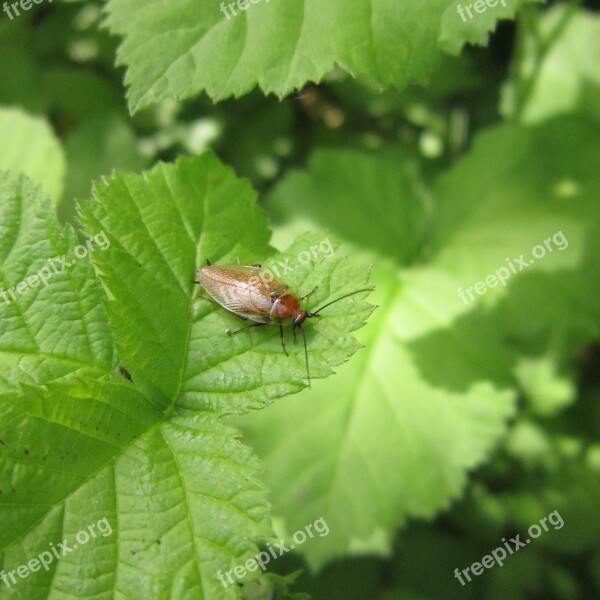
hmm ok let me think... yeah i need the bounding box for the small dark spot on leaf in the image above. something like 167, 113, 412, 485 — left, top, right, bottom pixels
24, 449, 29, 455
119, 366, 133, 382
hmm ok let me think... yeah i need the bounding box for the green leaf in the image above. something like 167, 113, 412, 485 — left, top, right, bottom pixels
0, 171, 112, 391
268, 148, 431, 266
105, 0, 463, 111
439, 0, 541, 56
80, 154, 373, 413
0, 107, 66, 201
237, 117, 600, 567
430, 118, 600, 341
239, 262, 516, 567
0, 154, 373, 598
0, 378, 272, 600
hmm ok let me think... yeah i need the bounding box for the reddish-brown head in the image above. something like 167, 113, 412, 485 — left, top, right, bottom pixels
271, 293, 303, 321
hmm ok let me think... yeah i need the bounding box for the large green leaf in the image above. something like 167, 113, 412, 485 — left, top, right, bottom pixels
239, 260, 517, 567
238, 117, 600, 567
105, 0, 464, 111
0, 154, 373, 598
0, 378, 272, 600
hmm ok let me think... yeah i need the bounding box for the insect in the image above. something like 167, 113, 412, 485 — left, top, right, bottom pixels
194, 262, 372, 386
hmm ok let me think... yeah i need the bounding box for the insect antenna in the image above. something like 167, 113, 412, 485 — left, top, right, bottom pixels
310, 287, 374, 317
301, 287, 373, 387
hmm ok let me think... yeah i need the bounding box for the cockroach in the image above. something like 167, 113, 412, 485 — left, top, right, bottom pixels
194, 263, 372, 386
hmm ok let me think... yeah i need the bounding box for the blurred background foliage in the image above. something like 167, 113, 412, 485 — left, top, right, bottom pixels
0, 0, 599, 598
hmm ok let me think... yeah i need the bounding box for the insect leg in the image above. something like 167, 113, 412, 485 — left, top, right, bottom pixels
279, 324, 289, 356
301, 286, 319, 302
300, 325, 311, 387
226, 322, 268, 335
